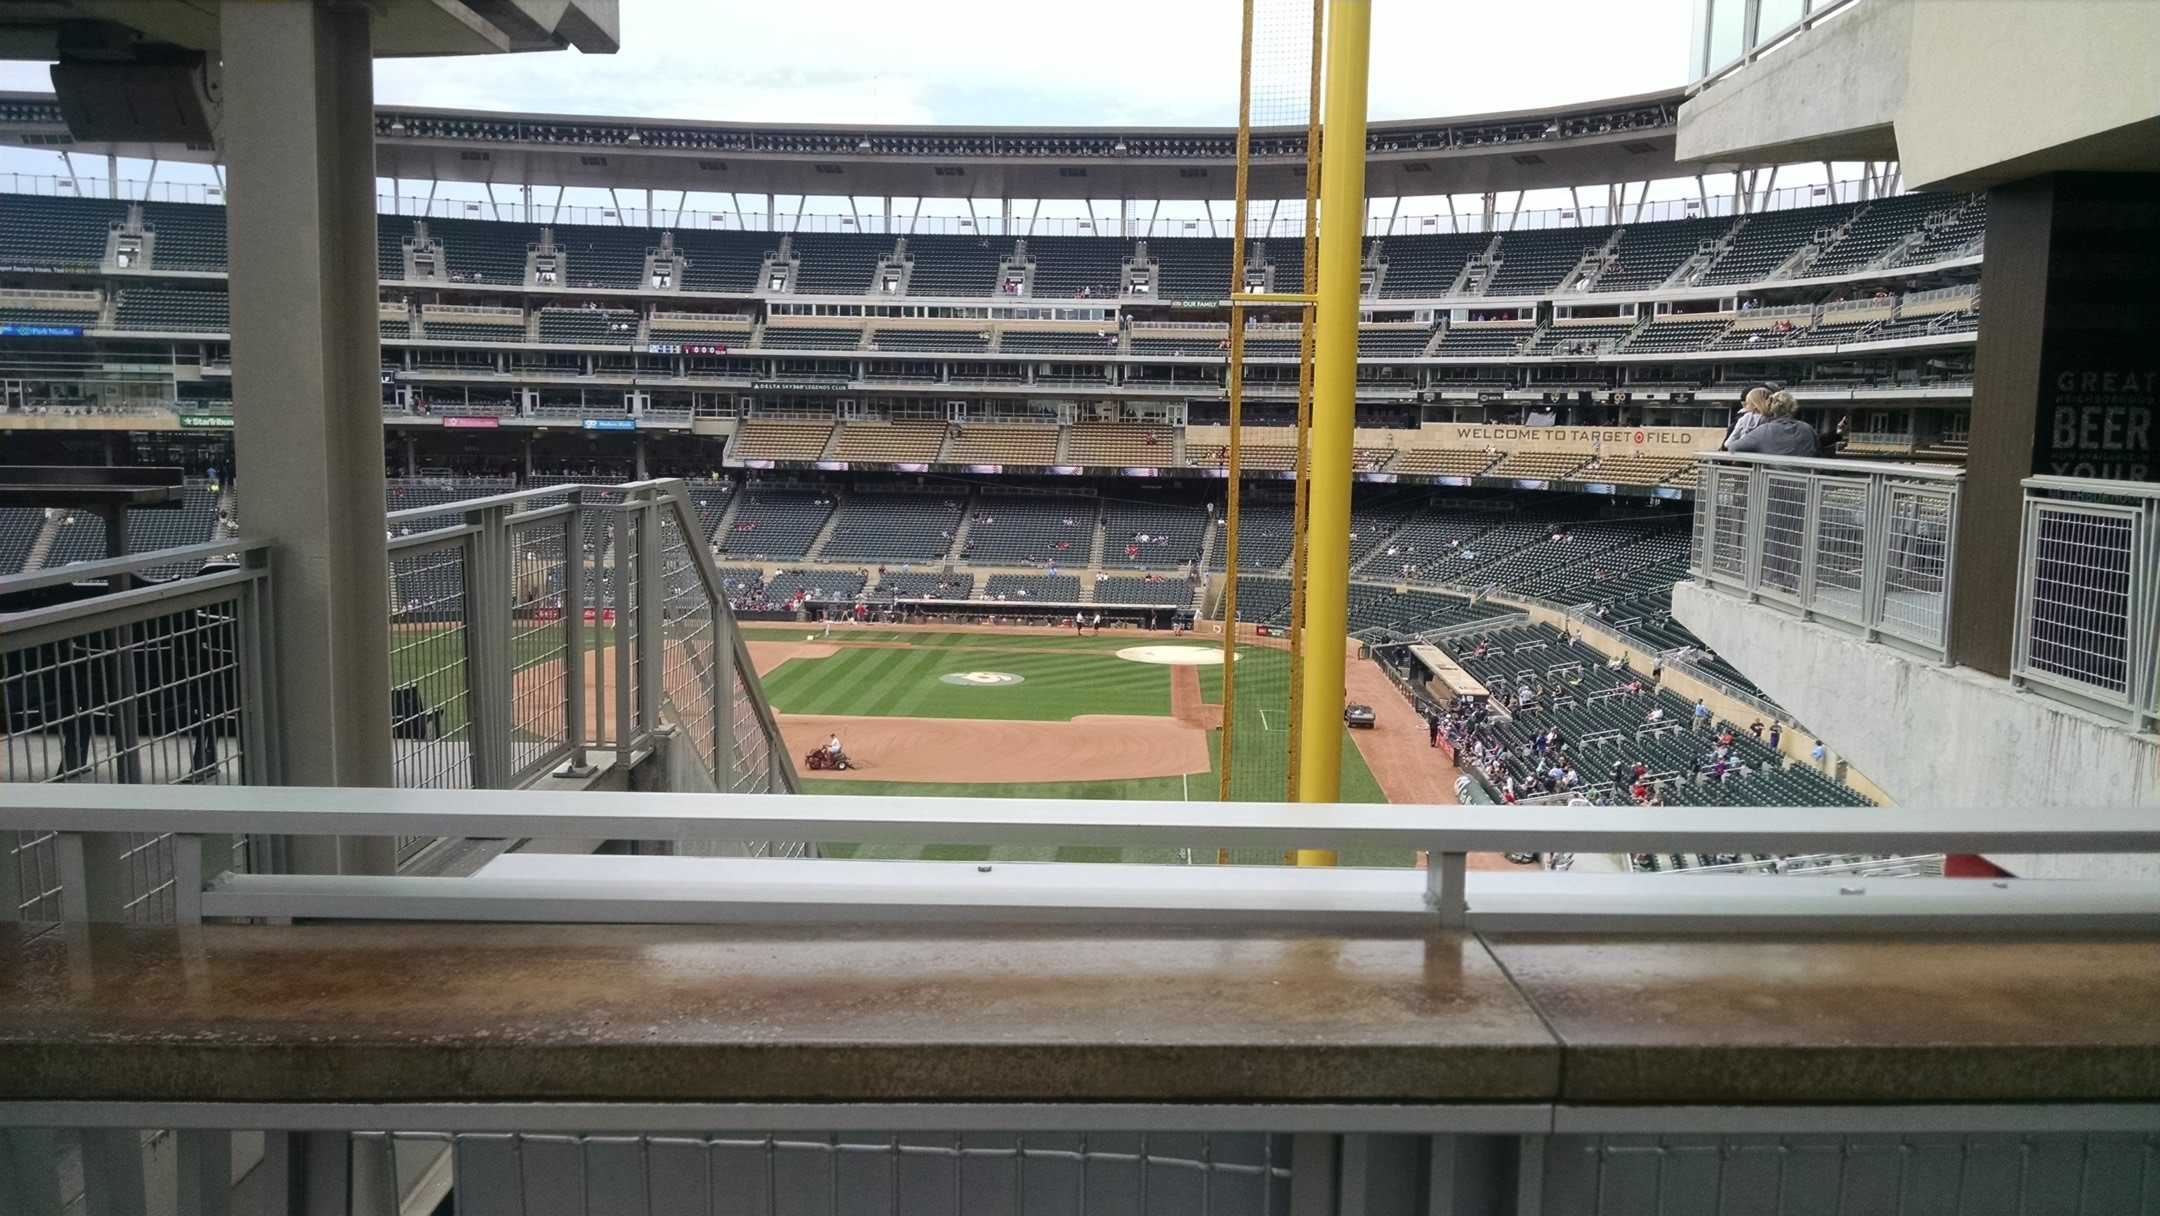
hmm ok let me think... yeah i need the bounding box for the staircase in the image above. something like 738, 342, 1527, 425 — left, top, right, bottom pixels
22, 513, 63, 571
800, 499, 848, 562
1567, 231, 1626, 292
944, 499, 977, 562
817, 424, 846, 460
709, 488, 747, 549
1085, 502, 1107, 568
1451, 235, 1503, 296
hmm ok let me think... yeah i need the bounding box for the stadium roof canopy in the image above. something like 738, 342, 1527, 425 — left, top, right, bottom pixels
0, 0, 618, 58
0, 86, 1700, 200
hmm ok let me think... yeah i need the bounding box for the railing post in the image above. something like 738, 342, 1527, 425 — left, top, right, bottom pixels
56, 831, 132, 922
1425, 849, 1467, 929
712, 571, 738, 787
1798, 473, 1822, 616
3, 1129, 66, 1216
1859, 471, 1886, 640
463, 504, 514, 789
1742, 463, 1767, 598
560, 490, 593, 775
637, 493, 665, 739
2133, 499, 2160, 729
239, 545, 281, 786
105, 620, 145, 785
612, 503, 635, 755
172, 833, 204, 924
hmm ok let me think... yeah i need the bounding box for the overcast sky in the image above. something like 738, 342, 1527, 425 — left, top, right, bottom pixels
0, 0, 1694, 126
2, 0, 1746, 217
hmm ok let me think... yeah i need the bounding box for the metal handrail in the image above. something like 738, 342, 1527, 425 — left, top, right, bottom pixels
0, 536, 269, 598
1697, 450, 1964, 481
647, 480, 804, 794
1692, 451, 1962, 661
2012, 476, 2160, 729
6, 785, 2156, 855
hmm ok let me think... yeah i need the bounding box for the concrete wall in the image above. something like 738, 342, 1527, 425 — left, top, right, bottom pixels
1676, 0, 1908, 165
1899, 0, 2160, 189
1677, 0, 2160, 190
1674, 581, 2160, 879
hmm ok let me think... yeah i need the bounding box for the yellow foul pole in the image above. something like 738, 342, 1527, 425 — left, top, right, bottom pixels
1294, 0, 1370, 865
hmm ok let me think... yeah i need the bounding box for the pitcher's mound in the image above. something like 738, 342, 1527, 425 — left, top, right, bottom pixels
1117, 645, 1234, 666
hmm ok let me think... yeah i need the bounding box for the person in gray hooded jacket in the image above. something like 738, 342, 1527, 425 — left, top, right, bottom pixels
1725, 390, 1820, 457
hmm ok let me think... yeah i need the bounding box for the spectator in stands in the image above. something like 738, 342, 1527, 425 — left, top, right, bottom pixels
1693, 698, 1711, 727
1768, 723, 1783, 749
1811, 740, 1828, 767
1725, 390, 1820, 456
1722, 387, 1770, 450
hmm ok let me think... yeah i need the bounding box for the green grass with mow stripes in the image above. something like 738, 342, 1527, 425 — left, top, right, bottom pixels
758, 636, 1169, 720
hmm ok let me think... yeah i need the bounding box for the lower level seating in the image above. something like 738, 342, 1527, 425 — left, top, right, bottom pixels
985, 573, 1081, 601
1092, 575, 1190, 606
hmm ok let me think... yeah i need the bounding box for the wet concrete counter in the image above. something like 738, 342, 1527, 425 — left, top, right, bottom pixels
2, 924, 2157, 1106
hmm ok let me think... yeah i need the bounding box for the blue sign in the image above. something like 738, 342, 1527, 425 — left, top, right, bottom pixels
1581, 482, 1616, 495
0, 323, 83, 338
1653, 486, 1687, 500
581, 418, 636, 431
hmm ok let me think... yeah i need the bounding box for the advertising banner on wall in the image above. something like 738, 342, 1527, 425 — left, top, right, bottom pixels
2033, 338, 2155, 483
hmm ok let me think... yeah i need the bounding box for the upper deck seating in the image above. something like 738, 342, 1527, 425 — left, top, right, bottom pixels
1485, 227, 1611, 295
789, 232, 892, 295
1595, 217, 1730, 291
141, 202, 230, 272
903, 235, 1007, 297
1374, 232, 1488, 298
0, 195, 124, 271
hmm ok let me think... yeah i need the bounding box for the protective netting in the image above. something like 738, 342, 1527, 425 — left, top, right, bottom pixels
1215, 0, 1321, 819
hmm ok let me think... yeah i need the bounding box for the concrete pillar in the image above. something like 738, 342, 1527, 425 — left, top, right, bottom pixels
1953, 172, 2160, 676
634, 434, 649, 479
223, 0, 396, 868
402, 435, 417, 476
523, 436, 535, 480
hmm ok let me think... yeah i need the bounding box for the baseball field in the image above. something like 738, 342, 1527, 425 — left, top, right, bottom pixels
745, 622, 1459, 867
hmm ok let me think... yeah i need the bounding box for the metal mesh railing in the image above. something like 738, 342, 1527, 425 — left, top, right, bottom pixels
1, 544, 273, 925
1809, 480, 1868, 624
1757, 473, 1809, 600
1692, 454, 1962, 661
380, 482, 797, 803
2013, 479, 2160, 728
1879, 484, 1954, 648
364, 1129, 1292, 1216
507, 513, 573, 784
655, 505, 721, 777
387, 535, 474, 793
